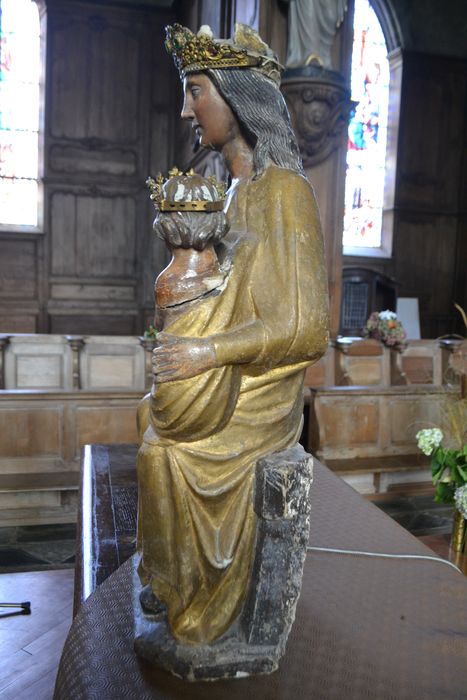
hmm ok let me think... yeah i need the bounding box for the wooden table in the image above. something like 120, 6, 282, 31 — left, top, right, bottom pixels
57, 444, 467, 699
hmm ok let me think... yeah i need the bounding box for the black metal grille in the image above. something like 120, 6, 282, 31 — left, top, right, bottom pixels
341, 280, 369, 331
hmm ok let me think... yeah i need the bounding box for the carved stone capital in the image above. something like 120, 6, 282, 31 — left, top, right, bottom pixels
281, 65, 356, 167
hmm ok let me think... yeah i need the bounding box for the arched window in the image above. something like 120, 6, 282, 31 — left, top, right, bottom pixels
343, 0, 390, 256
0, 0, 42, 229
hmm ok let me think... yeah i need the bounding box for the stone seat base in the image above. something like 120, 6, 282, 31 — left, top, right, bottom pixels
133, 444, 313, 681
133, 559, 279, 681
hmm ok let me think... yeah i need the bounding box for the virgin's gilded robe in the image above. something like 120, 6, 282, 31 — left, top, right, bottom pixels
137, 165, 329, 644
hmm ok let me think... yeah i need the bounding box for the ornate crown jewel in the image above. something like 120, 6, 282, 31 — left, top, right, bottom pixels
146, 167, 226, 212
165, 23, 282, 86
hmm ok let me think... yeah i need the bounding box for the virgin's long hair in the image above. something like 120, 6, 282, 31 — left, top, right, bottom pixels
206, 68, 304, 178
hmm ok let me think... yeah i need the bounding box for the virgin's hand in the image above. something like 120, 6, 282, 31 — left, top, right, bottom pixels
152, 332, 218, 383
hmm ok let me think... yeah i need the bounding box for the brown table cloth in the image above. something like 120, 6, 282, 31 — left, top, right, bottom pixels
55, 448, 467, 699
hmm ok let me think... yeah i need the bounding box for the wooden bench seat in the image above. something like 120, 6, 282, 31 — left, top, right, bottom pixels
0, 471, 80, 526
304, 384, 453, 495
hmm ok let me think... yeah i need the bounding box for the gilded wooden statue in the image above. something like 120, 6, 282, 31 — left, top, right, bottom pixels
134, 22, 329, 680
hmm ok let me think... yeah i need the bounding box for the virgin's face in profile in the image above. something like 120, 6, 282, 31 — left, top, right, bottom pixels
181, 73, 240, 152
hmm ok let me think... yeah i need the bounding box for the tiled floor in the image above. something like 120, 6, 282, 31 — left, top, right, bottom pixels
0, 524, 76, 574
0, 494, 458, 575
373, 494, 466, 574
372, 494, 454, 537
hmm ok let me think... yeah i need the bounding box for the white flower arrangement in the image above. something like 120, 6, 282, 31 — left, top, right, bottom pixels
378, 310, 397, 321
416, 428, 444, 456
363, 310, 407, 348
416, 425, 467, 505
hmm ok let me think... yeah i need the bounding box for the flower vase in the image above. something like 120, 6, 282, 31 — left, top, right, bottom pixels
451, 509, 466, 553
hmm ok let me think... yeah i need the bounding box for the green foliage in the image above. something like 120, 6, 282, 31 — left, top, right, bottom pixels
430, 445, 467, 504
143, 325, 158, 340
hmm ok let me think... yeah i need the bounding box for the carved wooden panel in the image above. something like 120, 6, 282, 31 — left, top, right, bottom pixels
389, 395, 441, 446
18, 354, 63, 389
39, 1, 175, 335
50, 192, 137, 278
75, 406, 139, 453
80, 338, 145, 391
3, 333, 147, 391
0, 237, 40, 333
317, 397, 380, 448
311, 386, 448, 461
4, 335, 72, 390
0, 391, 141, 474
0, 407, 63, 457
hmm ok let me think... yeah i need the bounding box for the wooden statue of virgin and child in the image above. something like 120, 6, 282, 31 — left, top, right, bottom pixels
134, 22, 329, 681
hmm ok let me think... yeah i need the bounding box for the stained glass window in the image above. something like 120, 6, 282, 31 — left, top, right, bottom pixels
0, 0, 41, 228
343, 0, 389, 252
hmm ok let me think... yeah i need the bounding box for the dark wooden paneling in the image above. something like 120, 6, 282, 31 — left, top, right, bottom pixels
49, 314, 137, 335
49, 16, 139, 143
453, 88, 467, 335
393, 213, 459, 337
391, 51, 467, 338
50, 144, 137, 177
0, 313, 38, 333
38, 0, 176, 334
3, 2, 464, 338
0, 239, 37, 299
259, 0, 287, 63
454, 214, 467, 334
50, 193, 137, 278
397, 55, 466, 212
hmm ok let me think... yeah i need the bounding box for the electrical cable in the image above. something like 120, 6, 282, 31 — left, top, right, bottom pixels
307, 545, 462, 573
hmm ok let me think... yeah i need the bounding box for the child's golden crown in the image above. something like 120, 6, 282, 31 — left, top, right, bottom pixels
146, 167, 227, 212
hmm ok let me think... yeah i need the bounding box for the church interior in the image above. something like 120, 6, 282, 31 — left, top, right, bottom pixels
0, 0, 466, 697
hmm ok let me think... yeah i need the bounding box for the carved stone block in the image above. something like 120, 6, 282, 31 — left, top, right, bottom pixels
133, 443, 313, 681
241, 445, 313, 650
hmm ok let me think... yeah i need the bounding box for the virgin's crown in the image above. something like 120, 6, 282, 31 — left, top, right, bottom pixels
165, 23, 282, 86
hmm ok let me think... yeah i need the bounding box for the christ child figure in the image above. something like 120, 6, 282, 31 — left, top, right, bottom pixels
146, 168, 229, 332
